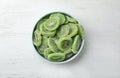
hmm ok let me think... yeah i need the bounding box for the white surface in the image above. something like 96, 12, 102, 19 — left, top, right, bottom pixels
0, 0, 120, 78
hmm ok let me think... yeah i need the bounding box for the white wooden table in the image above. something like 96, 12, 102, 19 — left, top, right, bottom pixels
0, 0, 120, 78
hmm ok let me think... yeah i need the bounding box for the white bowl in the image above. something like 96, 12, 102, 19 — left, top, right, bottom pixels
32, 12, 85, 64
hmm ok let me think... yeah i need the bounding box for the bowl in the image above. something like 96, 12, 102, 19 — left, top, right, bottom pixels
32, 12, 85, 64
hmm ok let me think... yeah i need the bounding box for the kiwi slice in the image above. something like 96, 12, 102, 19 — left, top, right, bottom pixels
44, 17, 60, 31
66, 16, 77, 23
48, 38, 59, 52
65, 52, 74, 60
40, 23, 56, 37
44, 48, 54, 58
37, 19, 47, 30
72, 35, 81, 54
57, 24, 70, 37
64, 48, 72, 54
50, 13, 65, 25
33, 29, 42, 47
37, 37, 48, 54
58, 37, 72, 51
47, 53, 65, 62
77, 24, 85, 39
68, 23, 78, 37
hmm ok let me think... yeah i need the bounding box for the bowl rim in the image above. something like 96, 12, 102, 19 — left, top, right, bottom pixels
32, 11, 85, 64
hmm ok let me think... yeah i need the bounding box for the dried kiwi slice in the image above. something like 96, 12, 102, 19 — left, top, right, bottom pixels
47, 53, 65, 62
44, 48, 54, 58
44, 17, 59, 31
50, 13, 65, 25
64, 48, 72, 54
40, 23, 56, 37
37, 37, 48, 54
72, 35, 81, 54
65, 52, 74, 60
68, 23, 78, 37
66, 16, 77, 23
37, 19, 47, 30
77, 24, 85, 39
33, 29, 42, 47
57, 24, 70, 37
58, 37, 72, 51
48, 38, 59, 52
64, 49, 74, 60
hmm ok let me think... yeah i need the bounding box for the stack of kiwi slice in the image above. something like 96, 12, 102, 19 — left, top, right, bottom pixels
33, 12, 84, 62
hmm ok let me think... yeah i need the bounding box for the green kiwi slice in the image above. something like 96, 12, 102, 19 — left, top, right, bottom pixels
48, 38, 59, 52
44, 17, 60, 31
58, 37, 72, 51
40, 23, 56, 37
66, 16, 77, 23
50, 13, 65, 25
37, 37, 48, 54
65, 52, 74, 60
77, 24, 85, 39
33, 29, 42, 47
57, 24, 70, 37
44, 48, 54, 58
47, 53, 65, 62
68, 23, 78, 37
72, 35, 81, 54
